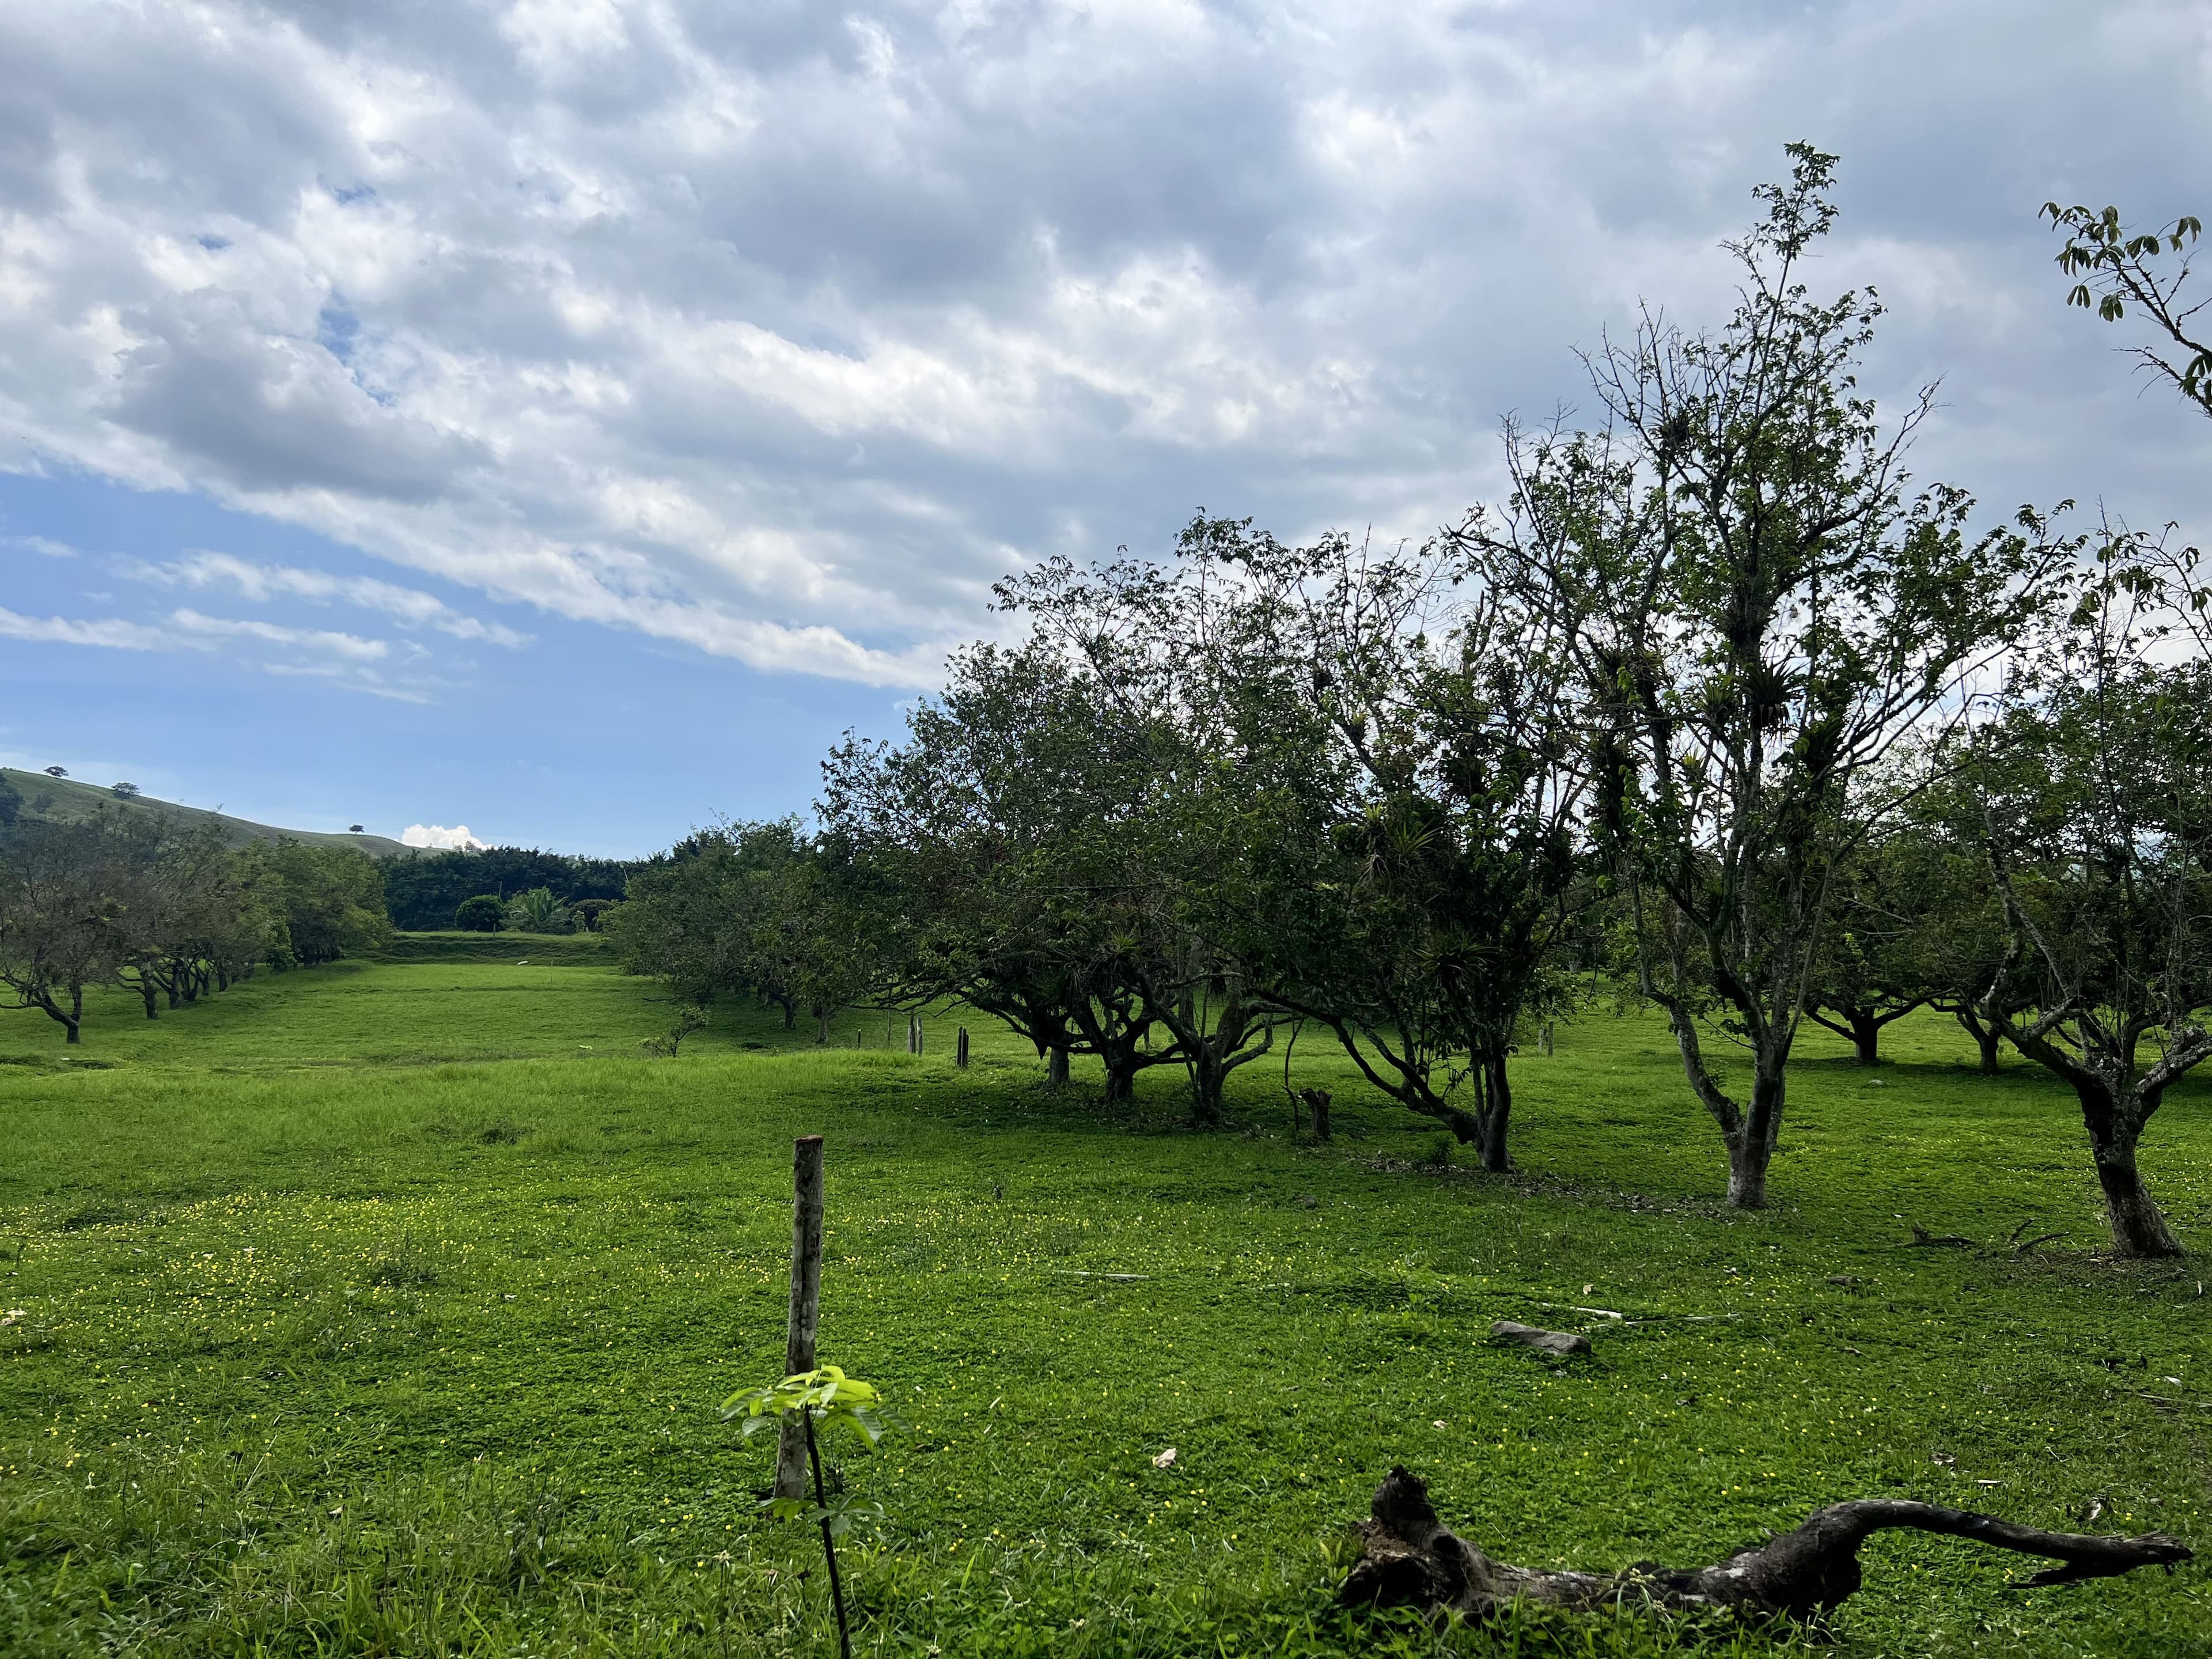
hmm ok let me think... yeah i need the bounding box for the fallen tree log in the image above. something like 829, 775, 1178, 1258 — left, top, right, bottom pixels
1340, 1467, 2190, 1620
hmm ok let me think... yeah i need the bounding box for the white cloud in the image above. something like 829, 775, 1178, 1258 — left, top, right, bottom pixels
0, 0, 2205, 699
137, 551, 532, 646
0, 603, 206, 652
402, 822, 488, 850
3, 534, 75, 558
168, 607, 391, 662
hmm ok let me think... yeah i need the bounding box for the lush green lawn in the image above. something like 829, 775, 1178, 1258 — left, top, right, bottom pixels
0, 955, 2205, 1656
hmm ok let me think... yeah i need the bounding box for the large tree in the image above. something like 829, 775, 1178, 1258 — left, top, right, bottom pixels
251, 840, 392, 967
1148, 521, 1586, 1169
821, 638, 1206, 1105
0, 817, 118, 1043
1972, 532, 2212, 1257
1467, 146, 2057, 1207
1801, 798, 1959, 1066
608, 820, 808, 1022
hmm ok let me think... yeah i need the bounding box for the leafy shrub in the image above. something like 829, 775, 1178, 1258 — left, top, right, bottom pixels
571, 898, 616, 932
454, 895, 505, 933
504, 888, 573, 935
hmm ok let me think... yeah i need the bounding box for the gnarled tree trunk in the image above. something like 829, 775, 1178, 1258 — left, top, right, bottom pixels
1341, 1467, 2188, 1622
2083, 1096, 2181, 1259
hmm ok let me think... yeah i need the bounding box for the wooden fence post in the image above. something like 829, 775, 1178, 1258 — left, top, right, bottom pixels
775, 1134, 825, 1500
956, 1027, 969, 1069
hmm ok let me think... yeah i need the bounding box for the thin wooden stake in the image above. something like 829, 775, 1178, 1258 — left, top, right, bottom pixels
775, 1134, 825, 1500
956, 1026, 969, 1069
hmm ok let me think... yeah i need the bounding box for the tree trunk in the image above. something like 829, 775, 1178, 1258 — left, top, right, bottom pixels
2082, 1098, 2182, 1258
56, 985, 83, 1045
1850, 1014, 1880, 1067
1955, 1009, 2001, 1074
1472, 1047, 1512, 1173
1725, 1129, 1771, 1209
1047, 1046, 1069, 1088
816, 1013, 830, 1045
1104, 1055, 1134, 1103
1719, 1063, 1787, 1208
138, 977, 160, 1020
781, 999, 797, 1031
1190, 1056, 1225, 1125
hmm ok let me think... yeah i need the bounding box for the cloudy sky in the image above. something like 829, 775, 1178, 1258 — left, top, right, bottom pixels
1, 0, 2206, 855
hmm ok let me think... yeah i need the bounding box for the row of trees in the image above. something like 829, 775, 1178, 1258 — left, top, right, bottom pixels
0, 813, 392, 1044
617, 151, 2212, 1259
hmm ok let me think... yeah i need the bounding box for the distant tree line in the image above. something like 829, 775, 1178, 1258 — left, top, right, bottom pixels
0, 803, 392, 1045
380, 846, 638, 931
615, 150, 2212, 1260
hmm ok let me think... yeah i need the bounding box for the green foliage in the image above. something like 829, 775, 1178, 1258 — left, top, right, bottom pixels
380, 846, 635, 932
454, 893, 505, 932
725, 1365, 890, 1550
639, 1003, 707, 1056
609, 819, 881, 1040
503, 886, 573, 935
251, 839, 393, 968
2043, 201, 2212, 417
724, 1365, 887, 1447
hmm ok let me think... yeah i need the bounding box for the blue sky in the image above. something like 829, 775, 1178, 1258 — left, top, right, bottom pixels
2, 1, 2208, 856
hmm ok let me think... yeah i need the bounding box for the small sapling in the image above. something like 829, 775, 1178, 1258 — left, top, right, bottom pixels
722, 1365, 888, 1659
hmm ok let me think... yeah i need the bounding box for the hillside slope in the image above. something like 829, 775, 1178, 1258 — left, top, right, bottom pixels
1, 768, 412, 858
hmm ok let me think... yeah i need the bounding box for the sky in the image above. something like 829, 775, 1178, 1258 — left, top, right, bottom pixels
0, 0, 2207, 857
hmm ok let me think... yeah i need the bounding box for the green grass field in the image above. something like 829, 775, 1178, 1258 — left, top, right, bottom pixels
0, 953, 2206, 1656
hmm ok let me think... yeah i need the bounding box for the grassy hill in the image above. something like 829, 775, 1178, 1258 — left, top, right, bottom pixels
1, 767, 412, 858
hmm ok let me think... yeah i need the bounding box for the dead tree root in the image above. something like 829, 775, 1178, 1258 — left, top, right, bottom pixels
1340, 1467, 2191, 1620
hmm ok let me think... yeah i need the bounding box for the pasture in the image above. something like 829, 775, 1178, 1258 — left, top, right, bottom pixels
0, 950, 2206, 1656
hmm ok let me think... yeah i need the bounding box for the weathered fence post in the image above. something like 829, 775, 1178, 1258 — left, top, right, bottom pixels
907, 1014, 922, 1055
956, 1027, 969, 1069
1540, 1021, 1555, 1057
774, 1134, 825, 1501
